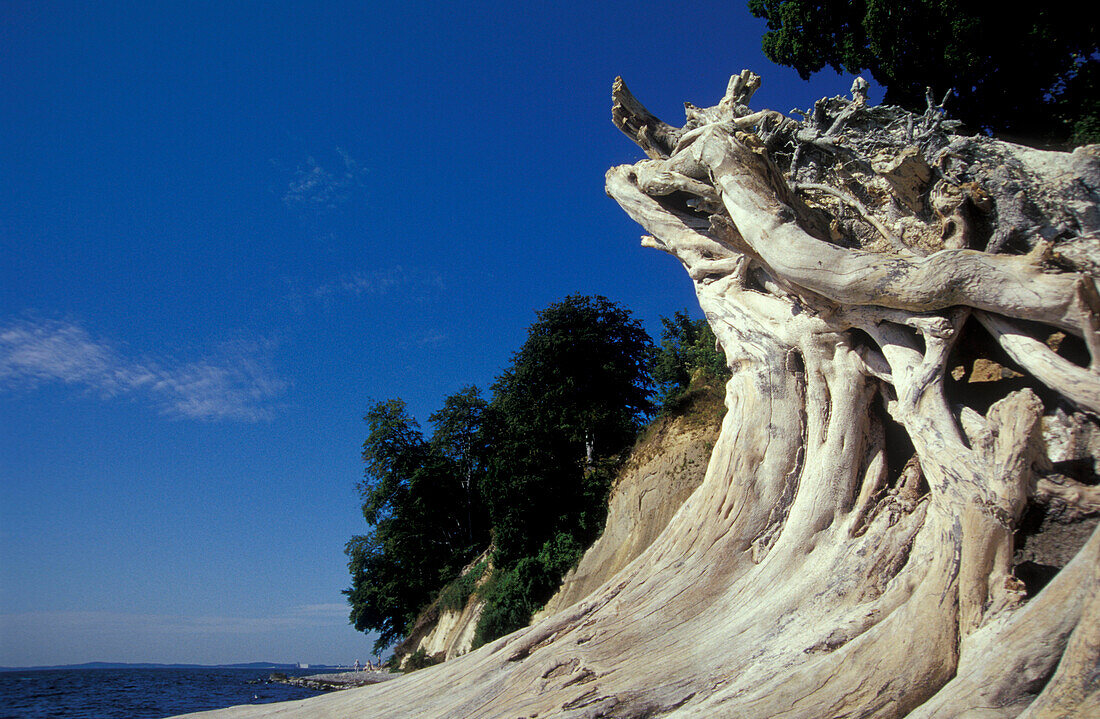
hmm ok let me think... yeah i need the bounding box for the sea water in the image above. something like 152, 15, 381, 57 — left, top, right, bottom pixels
0, 667, 323, 719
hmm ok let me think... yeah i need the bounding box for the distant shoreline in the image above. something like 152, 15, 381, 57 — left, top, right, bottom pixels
0, 662, 349, 673
270, 670, 395, 691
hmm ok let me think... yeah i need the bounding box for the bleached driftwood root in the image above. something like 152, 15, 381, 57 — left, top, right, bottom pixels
180, 74, 1100, 719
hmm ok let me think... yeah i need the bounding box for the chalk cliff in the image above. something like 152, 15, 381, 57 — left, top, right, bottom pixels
393, 551, 490, 668
395, 383, 724, 665
536, 384, 722, 619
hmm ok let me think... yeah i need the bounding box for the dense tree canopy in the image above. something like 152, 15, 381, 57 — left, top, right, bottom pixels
747, 0, 1099, 144
345, 295, 656, 651
428, 385, 492, 547
492, 295, 655, 458
652, 310, 730, 409
476, 295, 655, 641
344, 397, 489, 651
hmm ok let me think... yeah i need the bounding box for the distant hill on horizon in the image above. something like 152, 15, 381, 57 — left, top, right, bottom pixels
0, 661, 346, 672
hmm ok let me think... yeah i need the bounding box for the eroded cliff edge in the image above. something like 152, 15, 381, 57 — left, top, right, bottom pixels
396, 381, 725, 666
537, 383, 723, 619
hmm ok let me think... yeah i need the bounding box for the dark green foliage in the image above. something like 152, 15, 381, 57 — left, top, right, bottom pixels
344, 398, 489, 652
492, 295, 655, 460
653, 311, 730, 409
484, 295, 654, 567
747, 0, 1099, 145
344, 535, 406, 652
347, 295, 655, 652
473, 559, 545, 646
437, 558, 488, 612
429, 386, 492, 550
536, 532, 586, 578
472, 556, 559, 648
471, 533, 588, 649
468, 297, 653, 644
1061, 60, 1100, 146
402, 648, 442, 672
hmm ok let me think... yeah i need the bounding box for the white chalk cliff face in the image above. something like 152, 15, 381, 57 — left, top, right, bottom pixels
180, 73, 1100, 719
394, 552, 489, 667
396, 388, 723, 666
414, 597, 483, 661
536, 389, 722, 621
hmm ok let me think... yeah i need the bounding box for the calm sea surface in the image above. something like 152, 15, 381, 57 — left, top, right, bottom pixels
0, 667, 324, 719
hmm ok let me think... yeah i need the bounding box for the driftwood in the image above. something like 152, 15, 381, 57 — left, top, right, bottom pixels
181, 73, 1100, 719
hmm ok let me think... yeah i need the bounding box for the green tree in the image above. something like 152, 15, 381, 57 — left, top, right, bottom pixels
475, 295, 655, 643
344, 399, 475, 651
747, 0, 1099, 144
346, 297, 657, 652
486, 295, 654, 561
492, 295, 655, 467
428, 385, 492, 550
653, 311, 730, 408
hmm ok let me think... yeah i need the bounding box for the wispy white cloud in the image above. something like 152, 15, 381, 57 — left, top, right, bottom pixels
310, 265, 447, 303
0, 320, 126, 393
312, 266, 409, 301
418, 330, 448, 346
0, 319, 287, 421
291, 603, 349, 618
282, 147, 366, 213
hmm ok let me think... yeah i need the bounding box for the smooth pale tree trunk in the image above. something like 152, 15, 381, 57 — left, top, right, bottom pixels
181, 73, 1100, 719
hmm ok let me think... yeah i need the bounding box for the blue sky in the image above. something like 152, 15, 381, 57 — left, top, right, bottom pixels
0, 1, 874, 666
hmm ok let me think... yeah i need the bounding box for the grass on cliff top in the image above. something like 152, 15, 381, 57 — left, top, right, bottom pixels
626, 375, 726, 473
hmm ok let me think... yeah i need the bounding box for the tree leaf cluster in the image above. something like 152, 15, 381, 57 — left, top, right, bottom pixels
475, 295, 656, 644
437, 558, 488, 612
747, 0, 1099, 145
344, 392, 492, 652
345, 295, 657, 652
652, 310, 730, 410
484, 295, 655, 566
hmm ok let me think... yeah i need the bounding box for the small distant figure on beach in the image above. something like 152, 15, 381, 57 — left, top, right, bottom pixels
354, 659, 361, 672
